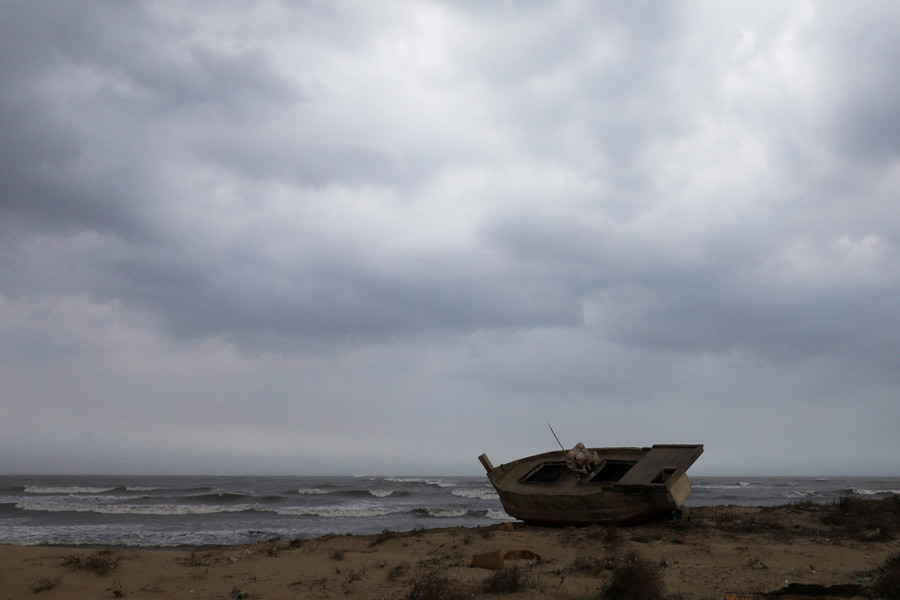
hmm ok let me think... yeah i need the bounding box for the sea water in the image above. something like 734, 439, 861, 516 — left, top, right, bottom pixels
1, 474, 897, 547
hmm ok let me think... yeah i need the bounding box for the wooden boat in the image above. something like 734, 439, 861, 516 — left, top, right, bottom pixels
478, 444, 703, 526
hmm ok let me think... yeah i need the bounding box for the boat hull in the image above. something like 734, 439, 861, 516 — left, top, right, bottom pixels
479, 444, 702, 526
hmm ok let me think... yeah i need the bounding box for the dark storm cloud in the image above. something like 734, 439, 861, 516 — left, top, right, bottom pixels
482, 208, 894, 365
1, 0, 588, 344
97, 242, 583, 344
0, 2, 297, 239
814, 2, 900, 163
3, 1, 900, 475
3, 0, 899, 353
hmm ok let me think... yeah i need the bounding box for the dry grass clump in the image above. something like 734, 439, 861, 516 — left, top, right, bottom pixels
566, 553, 611, 576
61, 549, 122, 575
329, 548, 346, 560
406, 569, 467, 600
29, 576, 61, 592
387, 562, 408, 582
175, 551, 209, 567
228, 587, 250, 600
822, 496, 900, 541
599, 551, 665, 600
480, 564, 523, 594
872, 553, 900, 600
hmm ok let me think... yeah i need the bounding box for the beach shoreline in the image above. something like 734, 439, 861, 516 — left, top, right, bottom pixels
1, 502, 898, 599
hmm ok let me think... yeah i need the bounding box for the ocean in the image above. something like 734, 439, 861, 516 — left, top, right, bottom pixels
1, 474, 898, 548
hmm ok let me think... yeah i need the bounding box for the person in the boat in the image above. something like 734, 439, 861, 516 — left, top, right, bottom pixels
566, 442, 600, 475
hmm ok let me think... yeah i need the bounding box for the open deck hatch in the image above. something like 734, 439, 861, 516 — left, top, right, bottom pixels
520, 462, 569, 484
584, 460, 637, 484
652, 468, 677, 484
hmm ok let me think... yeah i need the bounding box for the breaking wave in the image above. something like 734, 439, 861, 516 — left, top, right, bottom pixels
24, 486, 118, 495
296, 487, 409, 498
415, 508, 469, 518
694, 482, 753, 490
847, 488, 900, 496
384, 478, 457, 488
451, 488, 499, 501
784, 490, 824, 499
15, 500, 494, 520
15, 501, 263, 516
273, 506, 407, 518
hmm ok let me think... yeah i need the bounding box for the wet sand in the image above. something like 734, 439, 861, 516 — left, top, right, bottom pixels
1, 503, 897, 599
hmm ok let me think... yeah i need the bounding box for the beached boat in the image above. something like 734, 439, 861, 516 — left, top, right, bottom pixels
478, 443, 703, 525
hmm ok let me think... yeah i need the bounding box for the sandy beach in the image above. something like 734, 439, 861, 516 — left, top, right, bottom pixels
2, 501, 898, 600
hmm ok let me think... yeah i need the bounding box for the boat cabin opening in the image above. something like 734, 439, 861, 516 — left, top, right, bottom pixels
584, 460, 637, 484
520, 462, 569, 484
652, 468, 676, 484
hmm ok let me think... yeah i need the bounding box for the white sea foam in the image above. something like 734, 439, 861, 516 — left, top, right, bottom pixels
696, 481, 754, 489
384, 477, 456, 488
24, 486, 116, 494
17, 494, 151, 506
274, 506, 406, 518
16, 501, 263, 516
785, 490, 822, 499
368, 489, 395, 498
422, 508, 468, 518
0, 525, 236, 548
296, 488, 330, 495
485, 509, 516, 521
695, 483, 755, 490
82, 494, 152, 502
451, 488, 499, 501
851, 488, 900, 496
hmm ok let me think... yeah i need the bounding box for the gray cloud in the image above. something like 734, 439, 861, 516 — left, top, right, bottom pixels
2, 1, 900, 475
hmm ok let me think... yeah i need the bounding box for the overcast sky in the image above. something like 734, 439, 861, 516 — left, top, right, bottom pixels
2, 1, 899, 477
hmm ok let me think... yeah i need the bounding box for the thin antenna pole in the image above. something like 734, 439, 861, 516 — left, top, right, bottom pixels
548, 423, 566, 452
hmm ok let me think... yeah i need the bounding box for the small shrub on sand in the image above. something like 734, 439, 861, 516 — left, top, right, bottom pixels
601, 551, 665, 600
346, 569, 364, 584
29, 576, 61, 592
480, 564, 523, 594
566, 554, 611, 576
61, 549, 121, 575
111, 580, 125, 598
823, 496, 900, 541
329, 548, 345, 560
387, 563, 408, 582
406, 569, 466, 600
873, 553, 900, 600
